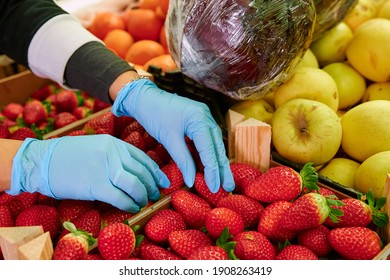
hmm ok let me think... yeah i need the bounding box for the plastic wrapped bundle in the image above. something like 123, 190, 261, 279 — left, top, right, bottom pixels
166, 0, 316, 100
313, 0, 358, 41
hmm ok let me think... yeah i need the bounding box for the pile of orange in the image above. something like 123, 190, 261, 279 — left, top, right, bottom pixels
87, 0, 177, 73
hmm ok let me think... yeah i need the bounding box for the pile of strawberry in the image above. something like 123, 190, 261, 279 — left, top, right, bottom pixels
0, 82, 110, 140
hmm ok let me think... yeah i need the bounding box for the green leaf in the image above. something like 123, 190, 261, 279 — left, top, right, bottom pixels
300, 162, 319, 192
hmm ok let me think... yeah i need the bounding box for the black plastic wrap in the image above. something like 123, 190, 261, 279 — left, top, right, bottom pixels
166, 0, 316, 100
313, 0, 358, 41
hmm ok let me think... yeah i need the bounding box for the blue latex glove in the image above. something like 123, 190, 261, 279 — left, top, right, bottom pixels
8, 135, 170, 213
112, 79, 235, 193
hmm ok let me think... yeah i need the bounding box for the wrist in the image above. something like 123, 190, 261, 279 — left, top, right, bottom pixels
109, 70, 145, 101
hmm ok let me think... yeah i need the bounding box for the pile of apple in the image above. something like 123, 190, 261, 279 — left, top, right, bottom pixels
0, 83, 110, 140
229, 0, 390, 200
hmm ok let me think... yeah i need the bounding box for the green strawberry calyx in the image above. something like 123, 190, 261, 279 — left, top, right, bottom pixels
63, 221, 97, 248
326, 197, 344, 223
360, 189, 389, 228
216, 227, 238, 260
300, 162, 319, 192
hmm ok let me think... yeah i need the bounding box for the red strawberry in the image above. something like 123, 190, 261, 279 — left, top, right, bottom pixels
31, 84, 57, 101
154, 143, 171, 164
54, 90, 80, 113
257, 200, 297, 243
279, 192, 343, 231
84, 111, 115, 135
9, 127, 36, 140
15, 204, 61, 240
97, 222, 136, 260
185, 137, 204, 172
144, 209, 186, 244
83, 253, 104, 260
146, 150, 164, 167
3, 103, 23, 121
233, 231, 276, 260
22, 99, 49, 126
130, 236, 154, 259
92, 98, 110, 113
297, 225, 332, 257
0, 192, 38, 219
113, 115, 135, 137
57, 200, 94, 224
120, 120, 146, 139
217, 194, 264, 229
171, 189, 212, 229
36, 193, 60, 207
205, 207, 245, 240
100, 208, 134, 228
168, 229, 213, 259
159, 161, 185, 195
243, 163, 318, 203
122, 130, 146, 151
0, 124, 10, 138
72, 106, 92, 120
140, 244, 182, 260
53, 112, 77, 129
143, 131, 158, 150
328, 227, 382, 260
194, 172, 229, 206
275, 244, 318, 260
0, 205, 14, 226
229, 162, 262, 193
187, 246, 228, 260
67, 129, 88, 136
53, 221, 95, 260
59, 209, 101, 239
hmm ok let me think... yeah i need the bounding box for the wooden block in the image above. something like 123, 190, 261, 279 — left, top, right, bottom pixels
225, 109, 246, 160
234, 118, 271, 173
0, 226, 44, 260
18, 232, 53, 260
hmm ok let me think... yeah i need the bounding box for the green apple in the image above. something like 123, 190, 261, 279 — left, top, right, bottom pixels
322, 62, 367, 110
354, 151, 390, 198
271, 98, 342, 166
341, 100, 390, 162
362, 82, 390, 102
273, 67, 339, 112
297, 48, 319, 69
318, 157, 361, 189
229, 99, 275, 124
310, 22, 353, 67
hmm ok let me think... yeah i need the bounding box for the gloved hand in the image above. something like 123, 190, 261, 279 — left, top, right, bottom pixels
112, 78, 235, 193
8, 135, 170, 213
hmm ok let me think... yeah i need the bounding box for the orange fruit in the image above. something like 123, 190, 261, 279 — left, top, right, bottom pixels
123, 8, 164, 41
88, 12, 125, 40
143, 54, 178, 72
125, 40, 166, 65
103, 29, 134, 59
159, 25, 169, 51
139, 0, 161, 10
161, 0, 170, 15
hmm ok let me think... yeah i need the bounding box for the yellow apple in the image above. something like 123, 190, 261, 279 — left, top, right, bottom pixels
273, 67, 339, 111
346, 18, 390, 82
340, 100, 390, 162
297, 48, 319, 69
368, 0, 387, 13
322, 62, 366, 110
310, 22, 353, 67
377, 1, 390, 19
271, 98, 342, 166
318, 157, 361, 189
229, 99, 274, 124
362, 82, 390, 101
343, 0, 377, 32
354, 151, 390, 198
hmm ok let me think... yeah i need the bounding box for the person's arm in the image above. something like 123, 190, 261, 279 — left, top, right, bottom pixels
0, 139, 23, 190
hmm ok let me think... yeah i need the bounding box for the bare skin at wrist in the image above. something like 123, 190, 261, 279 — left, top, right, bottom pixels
109, 70, 140, 101
0, 139, 23, 191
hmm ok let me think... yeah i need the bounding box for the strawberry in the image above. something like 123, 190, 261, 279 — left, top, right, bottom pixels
140, 244, 182, 260
144, 209, 186, 244
217, 194, 264, 229
53, 221, 96, 260
9, 127, 36, 140
36, 193, 60, 207
100, 208, 134, 228
0, 192, 38, 218
0, 124, 10, 138
67, 129, 87, 136
54, 90, 81, 113
120, 120, 146, 139
154, 143, 171, 164
185, 137, 204, 172
15, 204, 61, 240
84, 111, 115, 135
57, 200, 95, 224
31, 84, 57, 101
187, 246, 228, 260
324, 190, 388, 228
168, 229, 213, 259
194, 172, 229, 206
92, 98, 110, 113
275, 244, 318, 260
72, 106, 92, 120
0, 205, 14, 226
297, 225, 332, 257
328, 227, 382, 260
22, 99, 49, 126
122, 130, 146, 151
229, 162, 262, 193
97, 222, 136, 260
146, 150, 164, 167
59, 209, 101, 239
243, 162, 318, 203
205, 207, 244, 240
130, 236, 154, 259
83, 253, 104, 260
113, 115, 134, 135
233, 231, 276, 260
53, 112, 77, 129
171, 189, 212, 229
159, 161, 185, 195
143, 131, 159, 150
279, 193, 344, 231
2, 103, 23, 121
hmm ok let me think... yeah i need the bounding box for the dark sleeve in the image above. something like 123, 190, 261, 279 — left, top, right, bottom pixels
0, 0, 66, 65
65, 42, 135, 104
